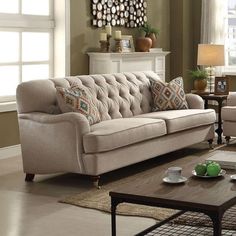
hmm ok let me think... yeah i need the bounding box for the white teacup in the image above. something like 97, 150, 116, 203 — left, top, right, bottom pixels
166, 167, 182, 182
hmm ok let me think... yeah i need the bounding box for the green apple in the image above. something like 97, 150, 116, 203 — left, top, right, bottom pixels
194, 163, 207, 176
205, 160, 213, 167
207, 163, 221, 177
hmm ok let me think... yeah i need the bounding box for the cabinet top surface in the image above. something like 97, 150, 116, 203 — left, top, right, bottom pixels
87, 50, 170, 57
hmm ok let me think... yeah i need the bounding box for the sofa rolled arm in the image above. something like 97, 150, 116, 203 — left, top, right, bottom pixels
185, 94, 204, 109
18, 112, 90, 174
19, 112, 90, 132
226, 92, 236, 106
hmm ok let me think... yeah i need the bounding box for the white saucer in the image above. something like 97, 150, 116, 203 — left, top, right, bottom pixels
163, 176, 187, 184
230, 174, 236, 180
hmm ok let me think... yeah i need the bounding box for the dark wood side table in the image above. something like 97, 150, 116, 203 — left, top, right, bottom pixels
198, 94, 228, 144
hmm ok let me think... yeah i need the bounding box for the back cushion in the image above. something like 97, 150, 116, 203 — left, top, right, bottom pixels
17, 71, 162, 120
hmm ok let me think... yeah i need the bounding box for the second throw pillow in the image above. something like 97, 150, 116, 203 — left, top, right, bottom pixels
151, 77, 189, 111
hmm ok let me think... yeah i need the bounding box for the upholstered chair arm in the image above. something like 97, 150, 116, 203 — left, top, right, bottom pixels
18, 112, 90, 174
185, 94, 204, 109
226, 92, 236, 106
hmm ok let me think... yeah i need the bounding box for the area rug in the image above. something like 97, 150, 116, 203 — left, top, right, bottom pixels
60, 142, 236, 226
172, 206, 236, 230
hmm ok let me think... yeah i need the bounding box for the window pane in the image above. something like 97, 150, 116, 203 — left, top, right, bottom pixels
0, 0, 19, 14
22, 64, 49, 82
22, 0, 49, 16
0, 66, 19, 96
0, 32, 19, 63
22, 32, 49, 62
228, 51, 236, 65
229, 0, 236, 12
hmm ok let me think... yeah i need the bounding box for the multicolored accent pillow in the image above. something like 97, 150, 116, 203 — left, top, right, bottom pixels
56, 85, 101, 125
151, 77, 189, 111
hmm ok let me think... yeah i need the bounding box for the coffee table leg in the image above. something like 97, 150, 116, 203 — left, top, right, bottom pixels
111, 198, 119, 236
209, 212, 223, 236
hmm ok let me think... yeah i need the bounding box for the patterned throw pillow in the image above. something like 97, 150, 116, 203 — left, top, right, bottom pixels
151, 77, 189, 111
56, 85, 101, 125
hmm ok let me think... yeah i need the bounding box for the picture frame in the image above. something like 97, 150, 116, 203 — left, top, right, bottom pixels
121, 35, 135, 52
214, 77, 229, 95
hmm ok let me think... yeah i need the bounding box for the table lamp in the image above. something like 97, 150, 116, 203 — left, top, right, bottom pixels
197, 44, 225, 93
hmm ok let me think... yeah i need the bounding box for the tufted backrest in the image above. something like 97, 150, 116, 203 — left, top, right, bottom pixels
17, 71, 162, 120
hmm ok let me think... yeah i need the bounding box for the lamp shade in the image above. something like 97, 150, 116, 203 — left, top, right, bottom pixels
197, 44, 225, 66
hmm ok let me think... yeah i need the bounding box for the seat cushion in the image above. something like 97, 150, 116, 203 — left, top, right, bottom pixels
83, 118, 167, 153
222, 106, 236, 121
150, 77, 189, 111
135, 109, 216, 134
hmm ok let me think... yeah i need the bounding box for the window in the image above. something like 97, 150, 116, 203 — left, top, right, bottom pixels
0, 0, 54, 103
226, 0, 236, 72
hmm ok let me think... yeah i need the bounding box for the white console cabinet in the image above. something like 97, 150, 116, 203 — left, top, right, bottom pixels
87, 50, 169, 81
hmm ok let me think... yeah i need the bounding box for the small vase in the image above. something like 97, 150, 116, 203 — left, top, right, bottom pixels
146, 33, 157, 48
136, 37, 152, 52
194, 79, 207, 92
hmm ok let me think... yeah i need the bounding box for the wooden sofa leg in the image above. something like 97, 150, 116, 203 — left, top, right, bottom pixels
25, 173, 35, 182
226, 136, 231, 145
208, 139, 214, 149
91, 176, 101, 189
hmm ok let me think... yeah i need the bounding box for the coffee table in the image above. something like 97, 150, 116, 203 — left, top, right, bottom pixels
109, 164, 236, 236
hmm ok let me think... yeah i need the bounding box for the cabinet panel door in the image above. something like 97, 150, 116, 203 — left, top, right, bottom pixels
90, 59, 112, 74
121, 59, 154, 72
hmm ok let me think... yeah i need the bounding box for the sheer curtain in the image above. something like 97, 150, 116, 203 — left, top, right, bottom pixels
201, 0, 227, 44
201, 0, 227, 82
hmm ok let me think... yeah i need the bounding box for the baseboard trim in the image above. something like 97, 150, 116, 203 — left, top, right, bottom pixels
0, 144, 21, 159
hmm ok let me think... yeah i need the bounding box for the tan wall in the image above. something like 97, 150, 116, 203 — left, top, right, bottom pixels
227, 75, 236, 91
0, 112, 19, 148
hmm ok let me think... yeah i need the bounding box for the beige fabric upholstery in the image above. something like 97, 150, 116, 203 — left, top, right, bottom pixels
226, 92, 236, 106
185, 94, 204, 109
223, 121, 236, 137
83, 118, 166, 153
16, 79, 60, 114
222, 106, 236, 122
136, 109, 216, 134
222, 93, 236, 137
18, 112, 90, 174
83, 125, 215, 175
16, 71, 216, 177
17, 71, 160, 120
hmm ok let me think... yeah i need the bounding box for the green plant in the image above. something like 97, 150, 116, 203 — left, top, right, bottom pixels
139, 23, 160, 37
189, 68, 208, 80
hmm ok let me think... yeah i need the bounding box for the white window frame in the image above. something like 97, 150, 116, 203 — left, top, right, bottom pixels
0, 0, 54, 104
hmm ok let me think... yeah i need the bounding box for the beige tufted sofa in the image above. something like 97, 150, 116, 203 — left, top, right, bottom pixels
16, 71, 216, 186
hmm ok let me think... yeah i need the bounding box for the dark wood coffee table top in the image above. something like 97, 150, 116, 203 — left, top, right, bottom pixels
110, 167, 236, 211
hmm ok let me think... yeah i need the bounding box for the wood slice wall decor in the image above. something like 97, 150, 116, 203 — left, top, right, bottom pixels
91, 0, 147, 28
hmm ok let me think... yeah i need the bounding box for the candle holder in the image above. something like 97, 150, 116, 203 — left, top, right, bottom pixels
114, 39, 122, 53
100, 40, 108, 52
107, 35, 112, 52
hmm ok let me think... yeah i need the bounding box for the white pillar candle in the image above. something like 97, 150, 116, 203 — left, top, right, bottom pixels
115, 31, 121, 40
100, 32, 107, 41
105, 24, 112, 36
